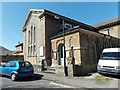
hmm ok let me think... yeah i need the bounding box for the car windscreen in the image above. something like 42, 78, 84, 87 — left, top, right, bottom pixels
19, 62, 32, 67
100, 52, 120, 60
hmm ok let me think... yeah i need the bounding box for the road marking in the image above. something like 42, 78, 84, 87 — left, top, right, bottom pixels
50, 82, 75, 88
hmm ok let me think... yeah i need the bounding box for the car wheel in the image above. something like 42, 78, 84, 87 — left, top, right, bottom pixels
11, 73, 16, 81
29, 74, 34, 78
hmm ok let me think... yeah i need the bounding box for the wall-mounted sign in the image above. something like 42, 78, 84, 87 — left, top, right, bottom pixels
66, 51, 69, 58
53, 52, 57, 60
40, 46, 44, 57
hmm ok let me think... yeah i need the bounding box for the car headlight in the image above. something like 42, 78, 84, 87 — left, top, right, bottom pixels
116, 66, 120, 69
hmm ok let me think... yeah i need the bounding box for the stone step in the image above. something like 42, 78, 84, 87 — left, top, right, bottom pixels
43, 66, 56, 74
47, 67, 55, 71
43, 70, 55, 74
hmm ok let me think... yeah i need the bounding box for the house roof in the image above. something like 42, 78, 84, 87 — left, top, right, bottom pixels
0, 46, 14, 55
22, 9, 120, 38
0, 46, 12, 52
22, 9, 96, 31
15, 43, 23, 47
22, 9, 44, 31
50, 26, 120, 40
93, 17, 120, 30
50, 27, 83, 39
50, 16, 120, 40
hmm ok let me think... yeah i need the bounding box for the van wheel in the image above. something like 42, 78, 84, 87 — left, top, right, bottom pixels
11, 73, 16, 81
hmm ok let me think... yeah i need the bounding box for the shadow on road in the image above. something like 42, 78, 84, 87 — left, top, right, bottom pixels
16, 74, 44, 82
0, 74, 44, 82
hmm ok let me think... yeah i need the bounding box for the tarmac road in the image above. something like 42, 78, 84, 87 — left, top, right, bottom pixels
0, 74, 74, 89
0, 73, 120, 90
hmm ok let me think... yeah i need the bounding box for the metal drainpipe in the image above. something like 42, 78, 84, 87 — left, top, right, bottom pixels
62, 20, 68, 76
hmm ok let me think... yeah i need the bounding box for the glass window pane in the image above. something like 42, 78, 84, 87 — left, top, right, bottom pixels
101, 52, 120, 60
25, 62, 32, 67
10, 62, 16, 67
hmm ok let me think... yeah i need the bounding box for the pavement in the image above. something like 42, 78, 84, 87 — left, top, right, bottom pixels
35, 72, 120, 89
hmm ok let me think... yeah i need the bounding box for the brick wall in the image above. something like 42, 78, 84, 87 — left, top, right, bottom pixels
0, 55, 24, 65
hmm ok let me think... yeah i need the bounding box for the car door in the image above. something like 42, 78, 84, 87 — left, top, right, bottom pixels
25, 61, 33, 72
9, 61, 17, 76
19, 62, 33, 73
0, 66, 3, 75
3, 61, 12, 76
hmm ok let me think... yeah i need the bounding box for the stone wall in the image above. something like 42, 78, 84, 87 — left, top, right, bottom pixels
51, 28, 120, 76
45, 15, 61, 66
23, 12, 46, 65
79, 29, 120, 75
99, 25, 120, 39
23, 13, 78, 67
51, 32, 81, 66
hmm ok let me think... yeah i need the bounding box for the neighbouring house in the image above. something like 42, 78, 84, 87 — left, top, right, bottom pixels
94, 17, 120, 39
0, 46, 24, 65
1, 55, 24, 64
0, 46, 14, 55
22, 9, 120, 76
0, 46, 13, 65
14, 43, 23, 55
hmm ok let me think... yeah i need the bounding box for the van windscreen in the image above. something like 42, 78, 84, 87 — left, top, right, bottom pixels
101, 52, 120, 60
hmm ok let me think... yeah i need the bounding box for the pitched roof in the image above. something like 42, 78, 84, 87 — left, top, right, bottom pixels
22, 9, 96, 31
0, 46, 12, 52
93, 17, 120, 30
15, 43, 23, 47
22, 9, 44, 31
50, 26, 120, 40
50, 27, 82, 39
0, 46, 14, 55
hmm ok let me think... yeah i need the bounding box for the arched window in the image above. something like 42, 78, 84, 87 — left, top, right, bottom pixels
34, 26, 36, 43
33, 45, 36, 55
28, 47, 30, 56
31, 46, 32, 55
31, 26, 33, 44
28, 31, 30, 45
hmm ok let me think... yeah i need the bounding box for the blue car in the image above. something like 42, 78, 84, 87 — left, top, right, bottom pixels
0, 60, 34, 81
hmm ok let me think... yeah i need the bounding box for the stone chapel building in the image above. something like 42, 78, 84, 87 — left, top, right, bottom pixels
22, 9, 120, 76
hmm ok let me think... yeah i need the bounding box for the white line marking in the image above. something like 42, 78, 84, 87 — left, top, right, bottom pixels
50, 82, 75, 88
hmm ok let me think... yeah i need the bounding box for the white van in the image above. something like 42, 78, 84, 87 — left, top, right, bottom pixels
97, 48, 120, 75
